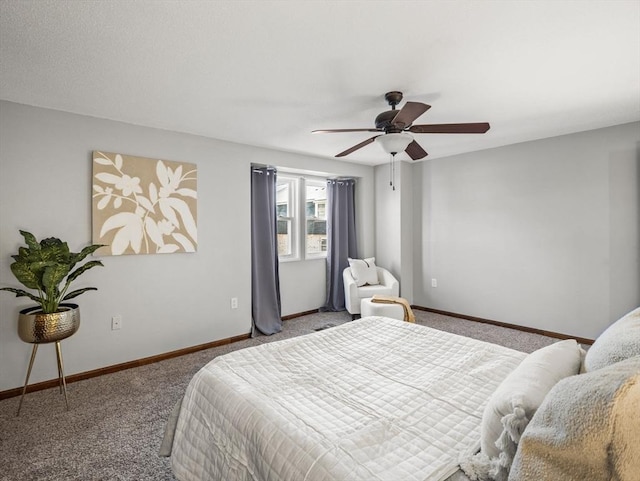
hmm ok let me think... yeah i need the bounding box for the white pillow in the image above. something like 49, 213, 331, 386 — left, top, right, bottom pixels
480, 339, 583, 460
584, 307, 640, 372
348, 257, 379, 287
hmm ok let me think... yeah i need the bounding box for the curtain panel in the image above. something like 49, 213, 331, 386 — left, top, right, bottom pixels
250, 166, 282, 335
322, 178, 358, 312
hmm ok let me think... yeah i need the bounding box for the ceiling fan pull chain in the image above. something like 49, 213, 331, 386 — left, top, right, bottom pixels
392, 154, 396, 191
389, 154, 393, 187
389, 153, 397, 190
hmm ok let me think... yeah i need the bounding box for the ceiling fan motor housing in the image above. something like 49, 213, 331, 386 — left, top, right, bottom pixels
375, 110, 403, 132
376, 92, 406, 132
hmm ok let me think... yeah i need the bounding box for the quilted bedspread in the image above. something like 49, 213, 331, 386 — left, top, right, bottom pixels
171, 316, 526, 481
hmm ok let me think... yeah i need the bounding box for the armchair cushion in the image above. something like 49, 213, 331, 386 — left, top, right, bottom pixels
348, 257, 379, 287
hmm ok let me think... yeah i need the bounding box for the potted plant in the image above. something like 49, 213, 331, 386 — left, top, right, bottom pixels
1, 230, 104, 343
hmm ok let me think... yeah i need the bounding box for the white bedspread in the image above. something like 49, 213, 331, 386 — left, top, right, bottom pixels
171, 317, 526, 481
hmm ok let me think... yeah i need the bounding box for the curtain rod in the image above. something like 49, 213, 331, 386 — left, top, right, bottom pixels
327, 178, 356, 185
252, 166, 277, 174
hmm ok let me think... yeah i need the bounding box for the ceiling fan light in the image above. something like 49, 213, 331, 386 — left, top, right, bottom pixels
376, 132, 413, 154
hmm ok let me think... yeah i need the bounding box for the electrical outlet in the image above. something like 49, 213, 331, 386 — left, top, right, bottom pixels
231, 297, 238, 309
111, 315, 122, 330
431, 278, 438, 288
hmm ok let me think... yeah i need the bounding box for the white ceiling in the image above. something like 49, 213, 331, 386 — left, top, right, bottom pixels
1, 0, 639, 165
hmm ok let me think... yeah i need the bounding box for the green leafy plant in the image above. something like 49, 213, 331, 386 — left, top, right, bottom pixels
1, 230, 105, 313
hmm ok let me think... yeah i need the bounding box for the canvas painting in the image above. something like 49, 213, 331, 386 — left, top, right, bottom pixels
92, 151, 197, 255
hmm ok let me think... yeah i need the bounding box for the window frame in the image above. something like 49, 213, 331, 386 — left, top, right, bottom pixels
276, 174, 328, 262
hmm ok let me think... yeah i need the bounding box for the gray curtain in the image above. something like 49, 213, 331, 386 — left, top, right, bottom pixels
251, 166, 282, 335
321, 178, 358, 311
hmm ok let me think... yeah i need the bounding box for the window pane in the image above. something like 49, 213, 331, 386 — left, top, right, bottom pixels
306, 183, 327, 255
305, 201, 315, 217
276, 203, 288, 217
277, 219, 291, 256
276, 180, 291, 256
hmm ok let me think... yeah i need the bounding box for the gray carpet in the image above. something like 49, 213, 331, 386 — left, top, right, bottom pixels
0, 310, 558, 481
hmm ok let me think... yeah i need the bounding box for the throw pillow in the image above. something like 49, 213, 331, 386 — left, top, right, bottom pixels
462, 340, 584, 481
479, 339, 583, 466
348, 257, 379, 287
583, 307, 640, 372
509, 356, 640, 481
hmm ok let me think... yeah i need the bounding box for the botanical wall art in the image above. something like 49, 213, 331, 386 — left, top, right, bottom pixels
92, 151, 197, 256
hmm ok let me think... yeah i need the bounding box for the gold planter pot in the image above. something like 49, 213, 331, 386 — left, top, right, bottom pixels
18, 303, 80, 343
16, 303, 80, 416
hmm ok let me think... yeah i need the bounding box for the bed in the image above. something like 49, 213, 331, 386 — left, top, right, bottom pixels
168, 310, 640, 481
170, 316, 527, 481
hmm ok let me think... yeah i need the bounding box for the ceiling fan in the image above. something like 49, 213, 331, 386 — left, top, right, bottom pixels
312, 91, 491, 160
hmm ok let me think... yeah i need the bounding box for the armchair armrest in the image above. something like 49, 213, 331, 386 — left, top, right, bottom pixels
343, 267, 360, 314
377, 267, 400, 297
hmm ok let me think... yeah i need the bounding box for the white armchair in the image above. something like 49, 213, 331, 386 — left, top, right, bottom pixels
343, 266, 399, 317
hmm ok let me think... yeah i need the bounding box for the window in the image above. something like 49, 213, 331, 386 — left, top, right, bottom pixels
276, 177, 295, 257
305, 180, 327, 256
276, 175, 327, 260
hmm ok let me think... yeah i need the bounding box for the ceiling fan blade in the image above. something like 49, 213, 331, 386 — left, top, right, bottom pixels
335, 135, 381, 157
391, 102, 431, 128
405, 140, 428, 160
312, 128, 380, 133
409, 122, 491, 134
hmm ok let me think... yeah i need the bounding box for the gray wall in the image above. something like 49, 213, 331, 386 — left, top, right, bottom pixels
413, 122, 640, 340
1, 100, 637, 392
0, 101, 375, 391
374, 160, 414, 302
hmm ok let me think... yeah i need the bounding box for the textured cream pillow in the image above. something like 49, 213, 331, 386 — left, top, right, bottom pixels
584, 307, 640, 372
510, 356, 640, 481
347, 257, 379, 287
480, 339, 583, 460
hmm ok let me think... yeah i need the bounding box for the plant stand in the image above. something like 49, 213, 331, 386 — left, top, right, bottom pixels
16, 304, 80, 416
17, 340, 70, 416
